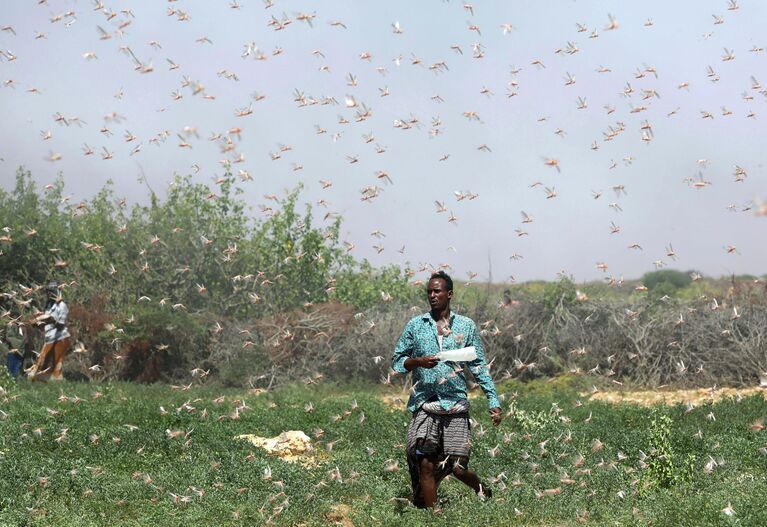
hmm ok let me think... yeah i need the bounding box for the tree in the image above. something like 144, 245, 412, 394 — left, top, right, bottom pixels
641, 270, 692, 293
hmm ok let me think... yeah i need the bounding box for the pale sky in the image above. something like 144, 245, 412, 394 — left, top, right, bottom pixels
1, 0, 765, 283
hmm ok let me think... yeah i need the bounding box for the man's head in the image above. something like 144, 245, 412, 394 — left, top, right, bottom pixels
427, 271, 453, 312
45, 281, 59, 299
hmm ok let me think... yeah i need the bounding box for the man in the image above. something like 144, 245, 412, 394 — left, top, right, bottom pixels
0, 299, 26, 379
391, 271, 502, 509
29, 281, 71, 382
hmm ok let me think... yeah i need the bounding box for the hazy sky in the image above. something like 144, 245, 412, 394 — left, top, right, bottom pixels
1, 0, 765, 283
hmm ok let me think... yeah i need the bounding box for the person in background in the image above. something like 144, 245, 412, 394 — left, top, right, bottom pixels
29, 281, 71, 382
1, 299, 26, 379
391, 270, 502, 510
501, 289, 512, 308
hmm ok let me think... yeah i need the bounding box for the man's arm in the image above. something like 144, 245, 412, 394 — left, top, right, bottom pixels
466, 322, 501, 411
391, 321, 438, 373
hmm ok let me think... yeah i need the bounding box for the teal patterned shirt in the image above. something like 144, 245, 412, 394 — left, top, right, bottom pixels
391, 311, 501, 413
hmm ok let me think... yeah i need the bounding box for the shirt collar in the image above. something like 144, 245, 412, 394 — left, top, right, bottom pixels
420, 311, 457, 323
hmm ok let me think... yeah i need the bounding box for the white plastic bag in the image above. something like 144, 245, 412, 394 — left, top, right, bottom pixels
435, 346, 477, 362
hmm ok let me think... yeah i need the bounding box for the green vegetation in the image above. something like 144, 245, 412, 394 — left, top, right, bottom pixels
0, 168, 410, 317
0, 168, 412, 384
2, 167, 766, 391
3, 168, 767, 525
640, 269, 693, 301
1, 377, 766, 526
640, 408, 696, 493
541, 276, 579, 315
641, 270, 693, 292
333, 260, 417, 311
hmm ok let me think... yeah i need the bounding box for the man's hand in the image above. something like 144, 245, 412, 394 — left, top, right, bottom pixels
405, 355, 440, 371
490, 407, 502, 427
417, 356, 440, 369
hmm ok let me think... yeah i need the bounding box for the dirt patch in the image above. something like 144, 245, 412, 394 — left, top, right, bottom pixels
235, 430, 317, 465
590, 387, 767, 406
326, 504, 354, 527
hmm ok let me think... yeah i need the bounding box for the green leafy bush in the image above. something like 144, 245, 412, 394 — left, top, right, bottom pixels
334, 260, 415, 310
505, 400, 560, 431
641, 270, 693, 295
640, 408, 696, 494
541, 276, 578, 315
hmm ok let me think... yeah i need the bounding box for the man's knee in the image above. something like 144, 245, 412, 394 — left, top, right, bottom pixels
419, 458, 435, 475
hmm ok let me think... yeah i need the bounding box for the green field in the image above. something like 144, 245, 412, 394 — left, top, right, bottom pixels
1, 376, 766, 526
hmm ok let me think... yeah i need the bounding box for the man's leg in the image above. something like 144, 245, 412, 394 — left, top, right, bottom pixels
419, 457, 438, 508
50, 338, 70, 381
451, 456, 492, 498
406, 444, 424, 507
31, 343, 54, 381
7, 352, 22, 379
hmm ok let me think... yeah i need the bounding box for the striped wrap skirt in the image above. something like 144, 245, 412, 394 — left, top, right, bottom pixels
406, 406, 472, 504
406, 407, 471, 459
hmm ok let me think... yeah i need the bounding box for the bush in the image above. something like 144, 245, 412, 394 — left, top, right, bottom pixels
542, 277, 578, 315
334, 261, 415, 311
640, 408, 696, 494
641, 270, 693, 293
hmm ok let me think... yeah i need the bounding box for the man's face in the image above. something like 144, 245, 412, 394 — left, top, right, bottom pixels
426, 278, 452, 311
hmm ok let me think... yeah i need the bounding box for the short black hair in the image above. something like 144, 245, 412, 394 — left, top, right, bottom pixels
429, 271, 453, 292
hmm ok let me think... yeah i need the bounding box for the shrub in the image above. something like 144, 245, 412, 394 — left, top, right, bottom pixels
542, 276, 578, 315
640, 408, 696, 494
505, 400, 560, 431
641, 270, 693, 293
334, 261, 414, 311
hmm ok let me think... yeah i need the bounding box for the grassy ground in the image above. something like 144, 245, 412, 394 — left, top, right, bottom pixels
1, 374, 766, 527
